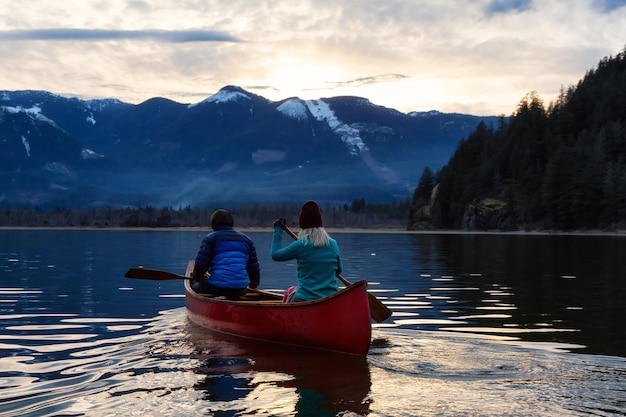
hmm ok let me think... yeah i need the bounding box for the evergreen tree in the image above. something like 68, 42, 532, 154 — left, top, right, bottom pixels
412, 167, 436, 207
420, 47, 626, 231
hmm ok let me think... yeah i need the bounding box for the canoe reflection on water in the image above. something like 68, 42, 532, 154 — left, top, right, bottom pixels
185, 319, 372, 416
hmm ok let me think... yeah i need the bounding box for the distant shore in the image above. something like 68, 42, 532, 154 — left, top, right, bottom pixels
2, 226, 625, 236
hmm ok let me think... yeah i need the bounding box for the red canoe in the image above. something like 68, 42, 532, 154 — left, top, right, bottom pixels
184, 278, 372, 356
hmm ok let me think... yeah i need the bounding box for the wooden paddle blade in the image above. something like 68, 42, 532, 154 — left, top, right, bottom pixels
124, 267, 189, 280
367, 292, 393, 323
337, 273, 391, 322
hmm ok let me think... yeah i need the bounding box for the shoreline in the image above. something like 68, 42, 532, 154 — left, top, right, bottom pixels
1, 226, 625, 236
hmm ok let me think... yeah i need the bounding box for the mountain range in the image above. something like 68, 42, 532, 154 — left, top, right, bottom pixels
0, 87, 499, 208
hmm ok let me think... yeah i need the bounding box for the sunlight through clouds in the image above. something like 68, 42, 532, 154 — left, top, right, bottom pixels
0, 0, 625, 115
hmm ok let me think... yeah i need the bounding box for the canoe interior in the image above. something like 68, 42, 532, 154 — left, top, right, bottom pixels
193, 287, 284, 302
185, 279, 361, 307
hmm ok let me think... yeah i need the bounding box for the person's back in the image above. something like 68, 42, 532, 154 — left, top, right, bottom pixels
192, 209, 260, 298
271, 201, 341, 302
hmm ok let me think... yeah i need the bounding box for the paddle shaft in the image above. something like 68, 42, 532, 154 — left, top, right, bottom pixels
280, 224, 392, 322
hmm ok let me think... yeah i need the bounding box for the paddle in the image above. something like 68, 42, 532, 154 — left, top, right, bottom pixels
125, 267, 189, 280
281, 225, 392, 323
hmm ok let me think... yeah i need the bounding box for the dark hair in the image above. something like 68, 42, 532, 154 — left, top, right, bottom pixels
210, 209, 234, 230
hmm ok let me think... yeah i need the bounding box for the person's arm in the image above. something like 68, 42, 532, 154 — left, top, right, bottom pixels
271, 225, 300, 261
246, 242, 261, 289
193, 234, 214, 279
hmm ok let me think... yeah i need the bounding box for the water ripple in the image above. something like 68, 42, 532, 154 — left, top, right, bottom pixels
0, 308, 202, 417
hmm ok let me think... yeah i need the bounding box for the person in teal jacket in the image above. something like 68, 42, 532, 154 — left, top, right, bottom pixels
271, 200, 341, 302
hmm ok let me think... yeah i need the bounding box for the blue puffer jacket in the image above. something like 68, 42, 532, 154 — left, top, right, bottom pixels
193, 226, 260, 289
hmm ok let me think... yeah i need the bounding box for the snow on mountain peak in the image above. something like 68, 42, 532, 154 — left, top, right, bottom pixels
190, 88, 251, 108
83, 98, 122, 111
276, 99, 308, 120
2, 104, 55, 125
409, 110, 442, 117
304, 99, 367, 155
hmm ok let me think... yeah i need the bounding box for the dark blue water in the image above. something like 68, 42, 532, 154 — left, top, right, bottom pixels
1, 229, 625, 416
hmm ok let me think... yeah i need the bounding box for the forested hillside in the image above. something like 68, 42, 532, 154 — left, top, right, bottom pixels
409, 47, 626, 231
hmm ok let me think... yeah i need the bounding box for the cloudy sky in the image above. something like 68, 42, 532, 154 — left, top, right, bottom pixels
1, 0, 625, 116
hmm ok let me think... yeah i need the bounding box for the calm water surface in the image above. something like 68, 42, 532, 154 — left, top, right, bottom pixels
1, 230, 625, 416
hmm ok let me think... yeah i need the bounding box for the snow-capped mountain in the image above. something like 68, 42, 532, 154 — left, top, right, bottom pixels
0, 87, 499, 208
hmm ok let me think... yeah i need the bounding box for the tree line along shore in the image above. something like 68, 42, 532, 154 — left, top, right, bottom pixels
0, 199, 411, 229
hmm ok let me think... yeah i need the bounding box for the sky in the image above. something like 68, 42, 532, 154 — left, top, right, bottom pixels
1, 0, 625, 116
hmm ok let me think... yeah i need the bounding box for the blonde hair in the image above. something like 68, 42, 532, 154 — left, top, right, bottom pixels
298, 227, 330, 248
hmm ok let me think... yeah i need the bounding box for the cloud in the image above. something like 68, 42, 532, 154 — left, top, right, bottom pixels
241, 85, 280, 94
328, 74, 409, 89
0, 28, 239, 43
1, 0, 625, 116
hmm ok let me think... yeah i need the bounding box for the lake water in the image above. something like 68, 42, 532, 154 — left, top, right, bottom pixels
1, 229, 625, 416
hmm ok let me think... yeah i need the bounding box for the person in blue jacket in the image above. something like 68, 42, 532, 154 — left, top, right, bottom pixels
271, 200, 341, 302
191, 209, 260, 298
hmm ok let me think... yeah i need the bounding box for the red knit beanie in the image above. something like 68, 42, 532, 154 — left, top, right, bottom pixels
298, 200, 323, 228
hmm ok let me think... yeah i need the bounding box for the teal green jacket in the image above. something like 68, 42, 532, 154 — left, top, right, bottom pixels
271, 227, 341, 301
